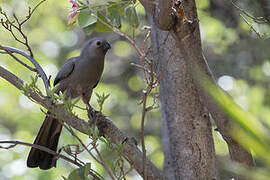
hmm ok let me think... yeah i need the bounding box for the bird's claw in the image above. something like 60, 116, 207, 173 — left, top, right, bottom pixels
122, 137, 138, 146
87, 104, 100, 123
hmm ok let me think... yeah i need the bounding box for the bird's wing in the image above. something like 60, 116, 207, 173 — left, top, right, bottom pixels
53, 57, 78, 86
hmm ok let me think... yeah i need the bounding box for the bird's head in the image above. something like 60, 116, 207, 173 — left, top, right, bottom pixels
81, 38, 111, 58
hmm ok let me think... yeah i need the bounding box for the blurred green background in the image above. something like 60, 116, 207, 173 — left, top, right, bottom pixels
0, 0, 269, 179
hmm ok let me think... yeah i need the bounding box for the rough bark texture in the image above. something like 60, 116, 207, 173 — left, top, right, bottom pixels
170, 0, 255, 170
148, 15, 218, 180
139, 0, 255, 179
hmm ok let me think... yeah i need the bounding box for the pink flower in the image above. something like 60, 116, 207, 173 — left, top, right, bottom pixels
68, 0, 79, 19
68, 0, 80, 26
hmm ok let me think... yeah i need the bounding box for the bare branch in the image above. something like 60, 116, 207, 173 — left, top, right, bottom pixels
63, 124, 102, 164
93, 146, 116, 180
231, 0, 269, 24
141, 90, 148, 180
240, 14, 263, 38
20, 0, 47, 26
0, 65, 24, 89
0, 140, 104, 179
0, 0, 46, 58
0, 140, 82, 168
0, 46, 37, 72
0, 1, 50, 95
0, 45, 50, 94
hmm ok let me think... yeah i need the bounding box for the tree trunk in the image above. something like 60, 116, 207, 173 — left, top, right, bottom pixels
147, 15, 218, 180
140, 0, 255, 179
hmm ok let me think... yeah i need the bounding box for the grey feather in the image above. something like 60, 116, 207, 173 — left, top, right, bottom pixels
53, 57, 78, 86
27, 38, 110, 170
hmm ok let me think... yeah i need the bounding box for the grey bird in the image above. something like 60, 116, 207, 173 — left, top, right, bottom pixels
27, 38, 111, 170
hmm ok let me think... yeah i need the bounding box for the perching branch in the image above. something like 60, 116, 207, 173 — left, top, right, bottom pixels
0, 65, 164, 179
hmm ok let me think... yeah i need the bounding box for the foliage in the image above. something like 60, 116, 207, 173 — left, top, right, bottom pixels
0, 0, 269, 179
70, 0, 139, 34
201, 71, 270, 179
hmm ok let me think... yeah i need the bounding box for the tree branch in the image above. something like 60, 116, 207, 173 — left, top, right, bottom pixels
0, 65, 164, 180
0, 140, 82, 168
0, 45, 50, 95
0, 140, 104, 179
0, 46, 37, 72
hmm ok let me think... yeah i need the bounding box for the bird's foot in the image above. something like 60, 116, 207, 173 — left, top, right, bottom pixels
87, 104, 100, 124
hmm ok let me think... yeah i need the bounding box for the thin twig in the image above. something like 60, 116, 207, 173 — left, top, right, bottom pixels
88, 11, 151, 64
63, 124, 102, 164
0, 46, 37, 72
0, 1, 50, 95
231, 0, 269, 24
141, 90, 148, 180
93, 146, 116, 180
0, 45, 50, 94
0, 140, 82, 167
64, 123, 116, 179
0, 140, 103, 179
240, 14, 263, 38
20, 0, 46, 25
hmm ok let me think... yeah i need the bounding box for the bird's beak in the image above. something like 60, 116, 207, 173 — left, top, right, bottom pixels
103, 41, 111, 51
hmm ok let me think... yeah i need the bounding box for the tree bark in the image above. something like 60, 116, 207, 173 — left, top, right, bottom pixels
140, 0, 255, 179
147, 15, 218, 180
170, 0, 255, 170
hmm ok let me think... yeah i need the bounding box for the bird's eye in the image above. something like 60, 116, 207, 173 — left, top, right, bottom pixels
96, 41, 101, 46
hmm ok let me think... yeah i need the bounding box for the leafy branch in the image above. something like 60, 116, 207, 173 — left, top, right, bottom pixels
0, 0, 165, 179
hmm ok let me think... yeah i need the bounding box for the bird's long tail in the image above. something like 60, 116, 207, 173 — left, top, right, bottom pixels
27, 112, 62, 170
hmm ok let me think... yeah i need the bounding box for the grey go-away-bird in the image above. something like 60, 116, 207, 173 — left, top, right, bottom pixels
27, 38, 111, 170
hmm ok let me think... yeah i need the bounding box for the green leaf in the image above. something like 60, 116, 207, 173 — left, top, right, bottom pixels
197, 68, 270, 163
125, 5, 139, 28
95, 12, 112, 32
78, 9, 97, 28
82, 24, 96, 35
108, 5, 122, 28
72, 97, 81, 105
77, 0, 86, 6
84, 163, 91, 178
90, 0, 108, 7
68, 166, 86, 180
62, 91, 67, 101
51, 83, 59, 94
